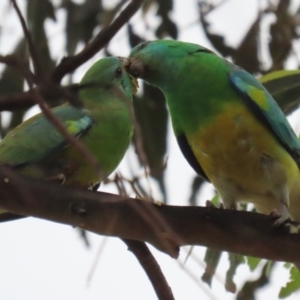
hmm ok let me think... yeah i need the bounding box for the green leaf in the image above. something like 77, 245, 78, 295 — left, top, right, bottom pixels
0, 38, 27, 96
62, 0, 102, 56
27, 0, 56, 74
133, 83, 168, 201
237, 261, 274, 300
247, 256, 262, 271
279, 266, 300, 298
0, 39, 28, 136
155, 0, 178, 39
188, 176, 206, 206
128, 24, 144, 48
210, 194, 220, 207
155, 16, 178, 39
232, 13, 261, 74
226, 253, 245, 293
201, 248, 222, 287
268, 0, 294, 70
259, 70, 300, 114
198, 2, 234, 57
284, 262, 292, 269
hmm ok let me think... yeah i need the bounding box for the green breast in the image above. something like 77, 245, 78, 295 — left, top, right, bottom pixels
17, 101, 133, 189
165, 56, 238, 137
61, 103, 133, 187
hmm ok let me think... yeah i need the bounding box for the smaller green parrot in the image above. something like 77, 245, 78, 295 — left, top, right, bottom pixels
127, 40, 300, 224
0, 56, 136, 219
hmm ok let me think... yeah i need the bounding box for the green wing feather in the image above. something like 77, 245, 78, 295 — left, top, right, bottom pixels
0, 105, 92, 167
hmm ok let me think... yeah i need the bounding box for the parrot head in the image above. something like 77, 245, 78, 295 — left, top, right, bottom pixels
79, 56, 138, 100
127, 40, 214, 89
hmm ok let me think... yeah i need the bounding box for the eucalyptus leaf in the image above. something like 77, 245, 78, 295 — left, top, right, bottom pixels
201, 248, 222, 287
279, 266, 300, 298
259, 70, 300, 114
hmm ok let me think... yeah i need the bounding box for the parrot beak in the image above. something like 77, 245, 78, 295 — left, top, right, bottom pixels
119, 56, 131, 68
126, 58, 145, 80
129, 74, 139, 94
119, 56, 139, 94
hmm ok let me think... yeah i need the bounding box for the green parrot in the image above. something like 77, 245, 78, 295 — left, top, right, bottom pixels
127, 40, 300, 224
0, 56, 136, 220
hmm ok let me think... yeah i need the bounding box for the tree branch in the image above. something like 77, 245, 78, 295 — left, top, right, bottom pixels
123, 239, 175, 300
0, 0, 144, 111
0, 54, 35, 84
51, 0, 145, 84
26, 84, 103, 178
11, 0, 42, 79
5, 48, 105, 179
1, 166, 300, 263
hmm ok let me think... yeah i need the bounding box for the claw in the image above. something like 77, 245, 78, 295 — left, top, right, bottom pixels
46, 173, 66, 185
269, 208, 292, 227
206, 200, 216, 208
269, 209, 280, 219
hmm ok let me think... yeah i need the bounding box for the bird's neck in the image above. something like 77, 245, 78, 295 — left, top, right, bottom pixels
164, 62, 236, 136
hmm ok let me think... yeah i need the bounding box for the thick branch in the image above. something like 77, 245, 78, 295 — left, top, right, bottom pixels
1, 166, 300, 262
0, 84, 80, 112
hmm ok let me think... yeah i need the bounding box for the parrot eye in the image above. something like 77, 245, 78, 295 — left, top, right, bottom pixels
115, 67, 123, 77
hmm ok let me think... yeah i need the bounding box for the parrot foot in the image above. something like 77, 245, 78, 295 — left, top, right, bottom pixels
270, 206, 292, 227
205, 200, 225, 209
46, 174, 66, 185
205, 200, 216, 208
225, 203, 237, 210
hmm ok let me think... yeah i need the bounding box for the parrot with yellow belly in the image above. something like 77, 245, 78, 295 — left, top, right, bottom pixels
127, 40, 300, 225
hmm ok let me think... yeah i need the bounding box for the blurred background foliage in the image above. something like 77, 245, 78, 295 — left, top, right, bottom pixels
2, 0, 300, 298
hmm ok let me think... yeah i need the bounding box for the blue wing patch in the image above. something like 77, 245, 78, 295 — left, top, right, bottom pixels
230, 65, 300, 166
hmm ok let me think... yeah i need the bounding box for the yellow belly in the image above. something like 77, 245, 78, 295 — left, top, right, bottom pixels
186, 104, 300, 212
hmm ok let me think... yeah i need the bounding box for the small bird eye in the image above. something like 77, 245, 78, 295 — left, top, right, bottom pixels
115, 67, 122, 77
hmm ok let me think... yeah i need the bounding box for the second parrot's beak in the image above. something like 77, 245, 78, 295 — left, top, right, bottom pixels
119, 57, 139, 94
129, 74, 139, 95
126, 58, 145, 79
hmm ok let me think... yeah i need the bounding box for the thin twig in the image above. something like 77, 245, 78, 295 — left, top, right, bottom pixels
86, 237, 108, 287
5, 51, 105, 178
0, 54, 105, 177
28, 86, 103, 177
0, 0, 145, 111
11, 0, 42, 79
0, 54, 34, 84
112, 170, 180, 258
123, 239, 175, 300
106, 171, 175, 299
128, 199, 182, 258
112, 84, 154, 200
133, 118, 154, 199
